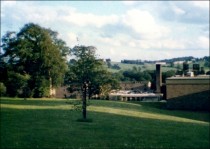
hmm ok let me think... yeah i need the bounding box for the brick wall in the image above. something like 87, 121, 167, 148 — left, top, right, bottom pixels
166, 76, 210, 111
167, 84, 209, 99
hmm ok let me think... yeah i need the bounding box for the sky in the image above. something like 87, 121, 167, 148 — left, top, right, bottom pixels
1, 1, 209, 62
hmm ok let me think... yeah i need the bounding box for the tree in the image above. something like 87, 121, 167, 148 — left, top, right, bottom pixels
204, 61, 209, 68
66, 45, 119, 119
162, 70, 176, 83
1, 23, 69, 97
122, 68, 152, 82
106, 58, 111, 68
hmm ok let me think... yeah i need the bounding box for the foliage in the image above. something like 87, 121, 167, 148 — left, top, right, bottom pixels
106, 60, 121, 70
204, 61, 209, 67
66, 46, 119, 97
121, 59, 144, 65
121, 67, 152, 82
0, 23, 68, 97
6, 71, 30, 97
65, 45, 120, 118
0, 60, 8, 83
0, 82, 6, 96
162, 70, 176, 83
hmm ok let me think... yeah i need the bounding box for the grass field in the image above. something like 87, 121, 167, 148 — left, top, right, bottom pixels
1, 97, 209, 149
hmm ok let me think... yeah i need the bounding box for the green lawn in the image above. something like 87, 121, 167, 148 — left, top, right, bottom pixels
1, 97, 209, 149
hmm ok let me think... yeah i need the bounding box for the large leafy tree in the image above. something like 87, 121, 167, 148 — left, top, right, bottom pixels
1, 23, 69, 97
66, 45, 119, 119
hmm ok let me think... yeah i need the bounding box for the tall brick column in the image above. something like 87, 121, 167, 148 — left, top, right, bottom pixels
156, 64, 162, 93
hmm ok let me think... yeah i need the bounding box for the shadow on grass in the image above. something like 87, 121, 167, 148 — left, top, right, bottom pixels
76, 118, 93, 123
1, 97, 209, 123
129, 101, 210, 123
1, 107, 209, 149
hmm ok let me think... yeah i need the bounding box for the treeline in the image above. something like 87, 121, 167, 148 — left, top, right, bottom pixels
121, 59, 144, 65
0, 23, 120, 98
121, 56, 209, 65
158, 56, 194, 63
112, 66, 176, 90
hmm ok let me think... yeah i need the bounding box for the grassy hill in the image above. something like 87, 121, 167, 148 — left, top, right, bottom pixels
106, 62, 177, 73
1, 97, 209, 149
106, 61, 209, 73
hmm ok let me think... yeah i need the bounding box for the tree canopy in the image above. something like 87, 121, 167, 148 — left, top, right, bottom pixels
65, 45, 119, 119
1, 23, 69, 97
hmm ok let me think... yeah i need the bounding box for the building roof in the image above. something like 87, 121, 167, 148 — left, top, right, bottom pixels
167, 75, 210, 80
166, 75, 210, 85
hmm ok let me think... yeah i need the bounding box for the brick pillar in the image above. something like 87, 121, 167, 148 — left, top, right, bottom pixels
156, 64, 162, 93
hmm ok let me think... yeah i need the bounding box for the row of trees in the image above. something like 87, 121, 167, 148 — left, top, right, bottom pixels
112, 66, 176, 91
121, 56, 209, 65
0, 23, 119, 119
1, 23, 207, 119
0, 23, 118, 99
121, 59, 144, 65
0, 22, 180, 99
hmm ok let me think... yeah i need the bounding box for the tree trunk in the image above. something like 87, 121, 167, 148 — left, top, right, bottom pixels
82, 83, 87, 119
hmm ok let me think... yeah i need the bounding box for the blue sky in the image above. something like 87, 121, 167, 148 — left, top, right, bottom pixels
1, 1, 209, 61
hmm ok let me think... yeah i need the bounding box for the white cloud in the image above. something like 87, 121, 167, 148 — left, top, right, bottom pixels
122, 9, 170, 39
122, 1, 138, 6
1, 1, 17, 7
161, 39, 186, 50
63, 32, 78, 47
1, 1, 17, 17
172, 6, 186, 15
61, 10, 119, 28
109, 48, 116, 55
197, 36, 209, 49
97, 36, 122, 47
192, 1, 209, 9
128, 41, 137, 48
1, 1, 209, 61
121, 52, 129, 57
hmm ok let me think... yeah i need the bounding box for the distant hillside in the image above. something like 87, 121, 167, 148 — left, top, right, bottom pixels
105, 56, 209, 73
121, 56, 196, 64
105, 62, 177, 73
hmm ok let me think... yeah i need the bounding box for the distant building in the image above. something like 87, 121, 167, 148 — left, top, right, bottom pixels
155, 62, 166, 65
173, 61, 185, 64
120, 81, 148, 90
55, 86, 71, 98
